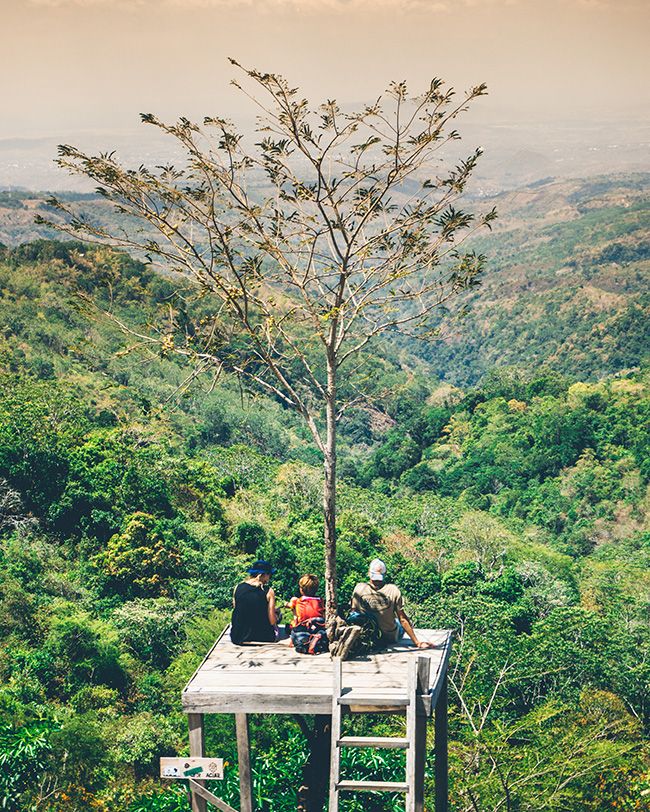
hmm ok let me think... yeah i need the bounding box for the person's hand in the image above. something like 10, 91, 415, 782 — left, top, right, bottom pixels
417, 641, 433, 649
267, 587, 275, 599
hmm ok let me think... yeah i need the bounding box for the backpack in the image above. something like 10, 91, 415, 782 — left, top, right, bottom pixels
294, 596, 325, 625
291, 616, 329, 655
347, 610, 382, 656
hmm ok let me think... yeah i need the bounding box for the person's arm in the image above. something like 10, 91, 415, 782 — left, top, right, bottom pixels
397, 608, 432, 649
266, 587, 278, 626
286, 596, 298, 617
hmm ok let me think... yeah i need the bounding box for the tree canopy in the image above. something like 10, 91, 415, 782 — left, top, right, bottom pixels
39, 63, 496, 621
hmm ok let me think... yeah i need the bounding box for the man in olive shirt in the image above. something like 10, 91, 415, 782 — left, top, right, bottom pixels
350, 559, 432, 649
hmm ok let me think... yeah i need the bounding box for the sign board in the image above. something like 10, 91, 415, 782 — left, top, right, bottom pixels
160, 757, 224, 780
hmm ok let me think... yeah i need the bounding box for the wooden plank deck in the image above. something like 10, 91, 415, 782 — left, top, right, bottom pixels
183, 627, 452, 716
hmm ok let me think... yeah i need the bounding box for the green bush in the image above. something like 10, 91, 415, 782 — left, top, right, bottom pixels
50, 713, 108, 791
100, 513, 189, 598
441, 561, 483, 594
40, 612, 126, 698
400, 461, 439, 492
478, 567, 524, 603
0, 718, 53, 812
385, 556, 442, 604
233, 521, 267, 555
112, 598, 187, 670
112, 712, 178, 777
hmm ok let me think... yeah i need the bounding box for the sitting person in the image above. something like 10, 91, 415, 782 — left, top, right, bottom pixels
350, 558, 432, 650
287, 574, 328, 655
231, 560, 279, 645
286, 574, 325, 627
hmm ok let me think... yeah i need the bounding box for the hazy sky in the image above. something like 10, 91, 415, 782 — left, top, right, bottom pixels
2, 0, 649, 139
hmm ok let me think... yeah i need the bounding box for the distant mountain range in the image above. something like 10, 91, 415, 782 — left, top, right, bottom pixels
2, 110, 649, 194
0, 172, 648, 386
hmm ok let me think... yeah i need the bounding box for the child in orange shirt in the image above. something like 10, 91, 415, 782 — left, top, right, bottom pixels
287, 574, 325, 627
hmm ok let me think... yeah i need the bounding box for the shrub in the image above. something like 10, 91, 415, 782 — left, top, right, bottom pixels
401, 462, 439, 492
112, 712, 178, 777
386, 557, 442, 604
0, 719, 53, 812
441, 561, 483, 594
188, 539, 247, 608
41, 612, 126, 698
70, 685, 121, 714
112, 598, 187, 670
478, 567, 524, 603
50, 713, 108, 791
100, 513, 188, 598
233, 521, 267, 555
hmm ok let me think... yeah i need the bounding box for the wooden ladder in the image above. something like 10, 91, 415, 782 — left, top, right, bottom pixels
329, 656, 427, 812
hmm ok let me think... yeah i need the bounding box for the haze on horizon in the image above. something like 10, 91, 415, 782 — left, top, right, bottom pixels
2, 0, 649, 191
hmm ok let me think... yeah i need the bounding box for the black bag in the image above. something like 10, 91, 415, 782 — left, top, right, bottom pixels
291, 617, 329, 655
347, 611, 382, 655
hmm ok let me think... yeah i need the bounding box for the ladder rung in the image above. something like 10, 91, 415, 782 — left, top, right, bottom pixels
338, 695, 410, 707
338, 736, 409, 749
337, 780, 409, 793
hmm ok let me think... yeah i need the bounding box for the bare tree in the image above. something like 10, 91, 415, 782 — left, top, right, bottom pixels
40, 61, 496, 629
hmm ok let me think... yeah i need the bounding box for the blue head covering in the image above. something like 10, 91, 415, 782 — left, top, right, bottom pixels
247, 560, 275, 575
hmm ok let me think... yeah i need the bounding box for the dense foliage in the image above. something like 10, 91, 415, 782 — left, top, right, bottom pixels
0, 239, 648, 810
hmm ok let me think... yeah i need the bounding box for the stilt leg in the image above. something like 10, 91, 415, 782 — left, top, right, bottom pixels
406, 659, 417, 812
329, 658, 343, 812
434, 675, 448, 812
414, 713, 427, 812
236, 713, 254, 812
188, 714, 207, 812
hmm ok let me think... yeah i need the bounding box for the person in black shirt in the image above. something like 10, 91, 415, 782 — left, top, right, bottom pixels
231, 560, 279, 645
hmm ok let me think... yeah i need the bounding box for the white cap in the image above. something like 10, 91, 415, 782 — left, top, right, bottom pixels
369, 558, 387, 582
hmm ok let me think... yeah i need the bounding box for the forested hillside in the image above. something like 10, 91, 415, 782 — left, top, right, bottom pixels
411, 173, 650, 384
2, 173, 649, 386
0, 240, 648, 811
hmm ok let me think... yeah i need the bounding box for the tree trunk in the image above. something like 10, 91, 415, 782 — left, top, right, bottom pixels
323, 358, 337, 633
297, 715, 332, 812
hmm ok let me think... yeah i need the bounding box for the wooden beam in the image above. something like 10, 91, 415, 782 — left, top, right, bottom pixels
337, 736, 408, 749
406, 658, 417, 812
429, 635, 453, 710
329, 657, 342, 812
337, 779, 409, 792
183, 693, 432, 716
188, 714, 207, 812
236, 713, 254, 812
415, 654, 431, 812
416, 655, 431, 694
183, 693, 334, 715
434, 674, 448, 812
414, 709, 427, 812
188, 780, 238, 812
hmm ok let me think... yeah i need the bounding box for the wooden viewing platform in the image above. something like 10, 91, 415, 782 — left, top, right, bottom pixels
183, 626, 452, 715
182, 626, 452, 812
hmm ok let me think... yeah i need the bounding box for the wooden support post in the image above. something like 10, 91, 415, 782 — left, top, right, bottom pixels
414, 656, 430, 812
405, 658, 417, 812
406, 657, 429, 812
414, 711, 427, 812
236, 713, 254, 812
329, 657, 343, 812
434, 674, 448, 812
188, 714, 207, 812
